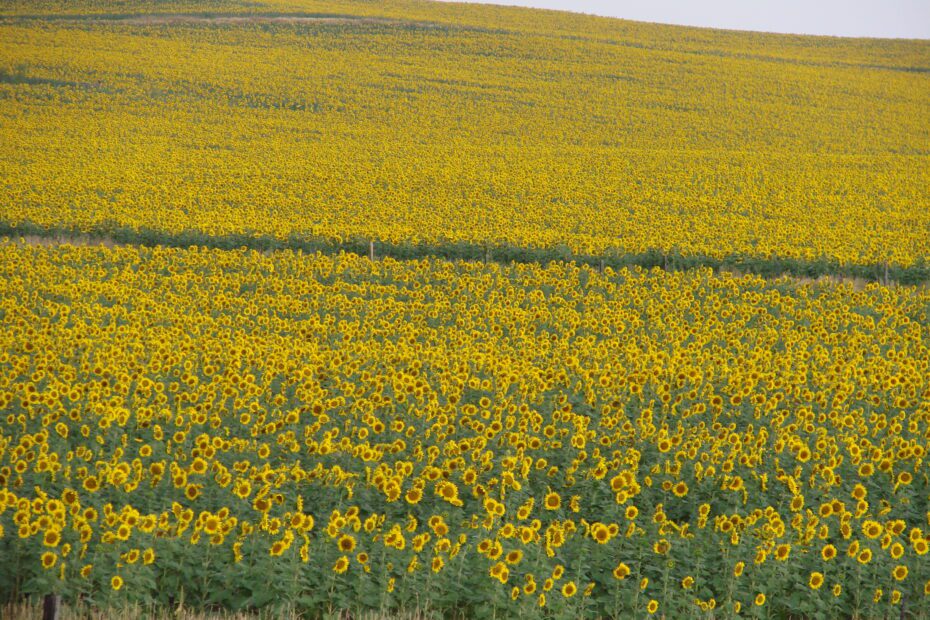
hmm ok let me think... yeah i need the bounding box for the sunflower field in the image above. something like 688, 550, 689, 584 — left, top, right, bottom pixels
2, 0, 930, 618
1, 242, 929, 618
1, 0, 929, 275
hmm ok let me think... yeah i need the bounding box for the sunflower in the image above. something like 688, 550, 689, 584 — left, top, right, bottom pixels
809, 572, 824, 589
561, 581, 577, 598
333, 556, 349, 574
914, 539, 929, 555
847, 540, 860, 557
544, 491, 561, 510
43, 529, 60, 547
338, 535, 356, 553
204, 516, 220, 535
489, 561, 509, 584
613, 562, 631, 580
592, 524, 610, 544
523, 575, 537, 595
233, 480, 251, 499
190, 457, 207, 475
862, 520, 882, 539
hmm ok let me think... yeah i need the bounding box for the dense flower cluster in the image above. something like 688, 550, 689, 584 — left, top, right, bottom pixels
1, 0, 929, 266
1, 242, 928, 617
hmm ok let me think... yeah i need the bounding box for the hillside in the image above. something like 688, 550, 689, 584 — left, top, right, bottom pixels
1, 0, 929, 276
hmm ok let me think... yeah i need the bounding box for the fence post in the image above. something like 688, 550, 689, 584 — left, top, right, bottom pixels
43, 594, 60, 620
369, 239, 375, 262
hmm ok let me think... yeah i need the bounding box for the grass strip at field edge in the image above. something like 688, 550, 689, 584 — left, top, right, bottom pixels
1, 219, 927, 286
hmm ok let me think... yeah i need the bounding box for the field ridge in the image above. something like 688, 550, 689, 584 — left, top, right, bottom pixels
2, 220, 927, 285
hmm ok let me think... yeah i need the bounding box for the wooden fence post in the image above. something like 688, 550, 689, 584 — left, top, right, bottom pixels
369, 239, 375, 262
43, 594, 60, 620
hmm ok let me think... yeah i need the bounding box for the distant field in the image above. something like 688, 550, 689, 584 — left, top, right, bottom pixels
1, 0, 929, 272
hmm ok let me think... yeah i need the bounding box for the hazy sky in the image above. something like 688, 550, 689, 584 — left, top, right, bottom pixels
448, 0, 930, 39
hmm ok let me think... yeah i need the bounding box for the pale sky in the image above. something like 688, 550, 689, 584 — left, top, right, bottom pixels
446, 0, 930, 39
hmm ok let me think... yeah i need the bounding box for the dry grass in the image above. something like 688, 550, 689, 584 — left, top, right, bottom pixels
18, 233, 119, 249
6, 233, 925, 290
2, 599, 440, 620
717, 266, 874, 290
